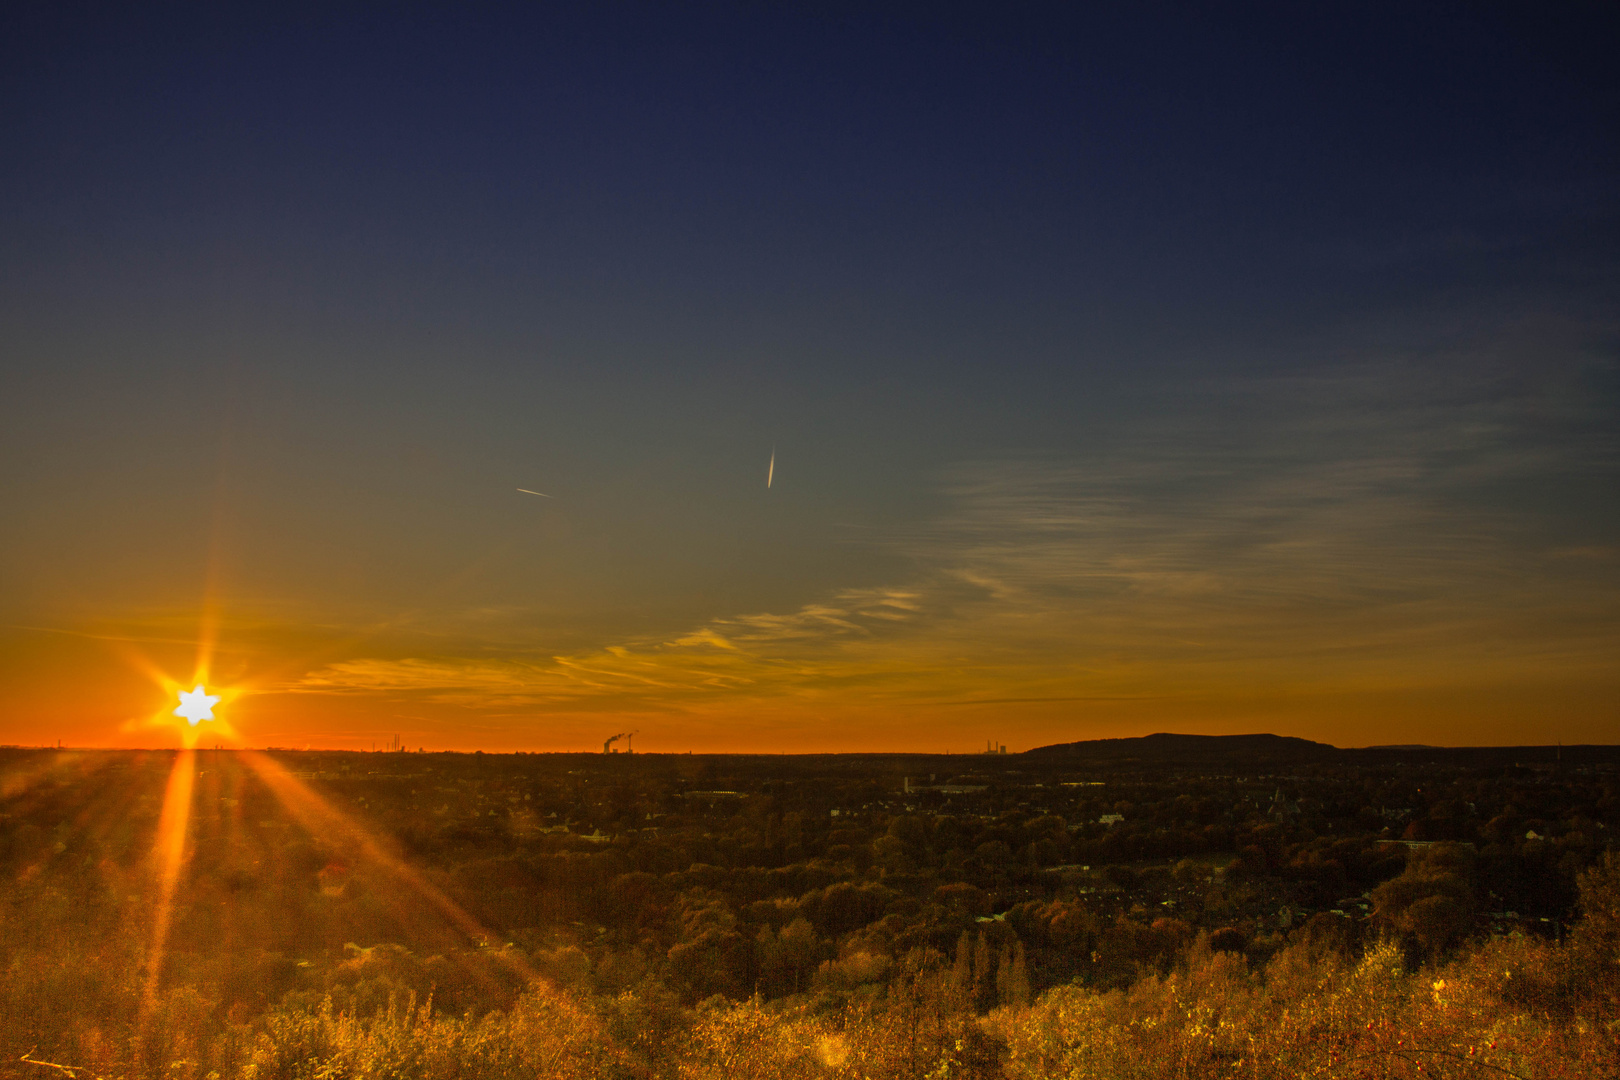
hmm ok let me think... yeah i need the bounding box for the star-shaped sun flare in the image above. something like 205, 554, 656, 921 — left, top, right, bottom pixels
174, 685, 220, 726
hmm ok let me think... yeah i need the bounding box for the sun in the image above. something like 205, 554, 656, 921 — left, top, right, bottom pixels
121, 670, 243, 747
173, 684, 220, 726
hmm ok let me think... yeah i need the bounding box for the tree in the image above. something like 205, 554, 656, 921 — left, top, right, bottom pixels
996, 941, 1031, 1008
1370, 843, 1474, 962
1568, 850, 1620, 1000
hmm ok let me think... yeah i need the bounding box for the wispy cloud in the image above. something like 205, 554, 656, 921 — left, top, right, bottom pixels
288, 587, 930, 709
903, 353, 1619, 675
289, 345, 1618, 730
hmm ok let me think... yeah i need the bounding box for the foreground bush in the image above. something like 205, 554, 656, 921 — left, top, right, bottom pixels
246, 932, 1615, 1080
991, 934, 1618, 1080
242, 985, 634, 1080
9, 860, 1620, 1079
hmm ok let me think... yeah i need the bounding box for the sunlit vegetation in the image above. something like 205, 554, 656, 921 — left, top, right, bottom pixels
1, 747, 1614, 1078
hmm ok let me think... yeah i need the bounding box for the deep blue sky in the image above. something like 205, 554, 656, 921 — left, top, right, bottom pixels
2, 3, 1617, 750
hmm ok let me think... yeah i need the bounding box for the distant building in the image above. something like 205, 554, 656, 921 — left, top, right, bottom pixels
1098, 814, 1124, 826
1269, 789, 1300, 821
903, 777, 987, 794
1375, 839, 1476, 852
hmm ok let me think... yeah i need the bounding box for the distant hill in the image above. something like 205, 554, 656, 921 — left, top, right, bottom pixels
1021, 732, 1340, 766
1019, 733, 1620, 770
1341, 744, 1620, 766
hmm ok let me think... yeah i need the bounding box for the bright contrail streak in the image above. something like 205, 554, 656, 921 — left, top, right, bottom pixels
517, 488, 553, 497
767, 447, 774, 489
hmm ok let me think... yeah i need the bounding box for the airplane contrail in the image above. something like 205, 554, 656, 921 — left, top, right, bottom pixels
517, 489, 553, 498
767, 447, 774, 489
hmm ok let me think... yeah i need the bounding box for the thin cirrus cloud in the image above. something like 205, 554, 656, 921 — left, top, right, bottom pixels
911, 357, 1619, 683
285, 341, 1619, 743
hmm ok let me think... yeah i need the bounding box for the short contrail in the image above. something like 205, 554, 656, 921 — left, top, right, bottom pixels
517, 489, 553, 498
767, 447, 775, 489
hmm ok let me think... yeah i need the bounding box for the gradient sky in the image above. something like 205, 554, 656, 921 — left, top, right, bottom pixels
2, 4, 1616, 752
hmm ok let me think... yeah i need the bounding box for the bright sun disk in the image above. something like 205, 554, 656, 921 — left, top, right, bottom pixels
173, 684, 220, 726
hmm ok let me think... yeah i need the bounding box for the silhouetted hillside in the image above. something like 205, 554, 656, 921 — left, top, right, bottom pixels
1021, 732, 1339, 766
1020, 733, 1620, 771
1340, 743, 1620, 767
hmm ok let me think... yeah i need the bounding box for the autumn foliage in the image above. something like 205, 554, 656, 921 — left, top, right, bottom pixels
0, 857, 1610, 1079
3, 749, 1616, 1079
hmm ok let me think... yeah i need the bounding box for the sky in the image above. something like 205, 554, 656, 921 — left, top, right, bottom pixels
1, 3, 1616, 752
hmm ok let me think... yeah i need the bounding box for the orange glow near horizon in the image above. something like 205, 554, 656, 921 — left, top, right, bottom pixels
5, 470, 1617, 756
2, 400, 1597, 755
7, 619, 1618, 754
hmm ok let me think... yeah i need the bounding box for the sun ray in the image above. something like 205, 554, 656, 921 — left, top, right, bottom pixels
191, 394, 245, 693
212, 540, 521, 713
237, 750, 537, 983
0, 749, 77, 802
141, 747, 195, 1018
104, 637, 184, 696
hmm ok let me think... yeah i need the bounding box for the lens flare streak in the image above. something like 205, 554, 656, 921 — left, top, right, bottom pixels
238, 751, 536, 983
142, 748, 195, 1017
